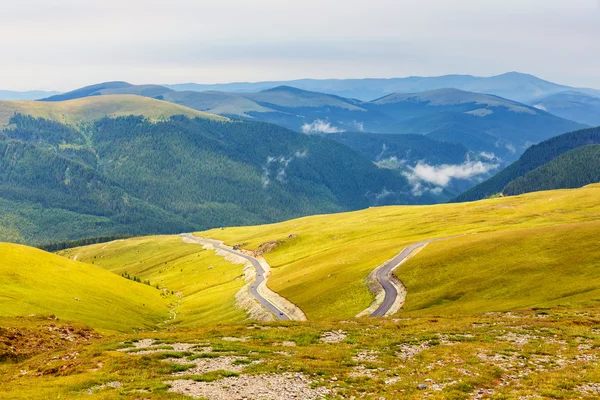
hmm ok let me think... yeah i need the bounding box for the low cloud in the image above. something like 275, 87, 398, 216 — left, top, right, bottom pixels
351, 120, 365, 132
262, 151, 308, 188
302, 120, 344, 134
407, 160, 499, 187
479, 151, 499, 161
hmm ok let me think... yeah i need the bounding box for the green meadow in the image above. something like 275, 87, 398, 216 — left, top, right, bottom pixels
60, 236, 247, 326
0, 243, 169, 333
199, 184, 600, 319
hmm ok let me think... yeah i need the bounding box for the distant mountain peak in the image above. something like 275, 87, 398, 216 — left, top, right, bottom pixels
261, 85, 315, 94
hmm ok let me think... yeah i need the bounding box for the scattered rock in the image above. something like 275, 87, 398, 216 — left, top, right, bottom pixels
221, 337, 249, 342
87, 381, 121, 395
417, 383, 428, 390
167, 372, 330, 399
320, 331, 347, 343
168, 356, 257, 375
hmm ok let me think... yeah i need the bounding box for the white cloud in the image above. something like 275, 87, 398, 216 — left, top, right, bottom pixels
406, 160, 499, 188
351, 120, 365, 132
295, 149, 309, 158
301, 120, 345, 134
479, 151, 500, 161
261, 152, 306, 187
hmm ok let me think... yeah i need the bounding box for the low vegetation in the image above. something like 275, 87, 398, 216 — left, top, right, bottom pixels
2, 309, 600, 399
400, 221, 600, 314
200, 184, 600, 319
60, 236, 248, 326
0, 243, 170, 332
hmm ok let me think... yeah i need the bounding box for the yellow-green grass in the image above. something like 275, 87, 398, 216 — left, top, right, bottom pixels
60, 236, 247, 326
199, 184, 600, 319
400, 220, 600, 315
2, 309, 600, 399
0, 94, 226, 127
0, 243, 169, 333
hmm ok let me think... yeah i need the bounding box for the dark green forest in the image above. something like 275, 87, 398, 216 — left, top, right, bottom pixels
0, 114, 438, 245
454, 126, 600, 202
503, 145, 600, 196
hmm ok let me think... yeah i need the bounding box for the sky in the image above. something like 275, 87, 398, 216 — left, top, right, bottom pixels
2, 0, 599, 91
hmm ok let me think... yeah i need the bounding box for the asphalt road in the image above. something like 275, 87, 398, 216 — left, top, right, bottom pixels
182, 234, 290, 321
370, 240, 434, 317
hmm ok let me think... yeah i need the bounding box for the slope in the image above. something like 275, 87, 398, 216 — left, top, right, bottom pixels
455, 126, 600, 202
198, 184, 600, 319
530, 90, 600, 126
503, 145, 600, 196
0, 113, 428, 245
60, 236, 248, 326
0, 94, 224, 127
0, 132, 193, 245
0, 243, 170, 332
369, 88, 586, 160
399, 221, 600, 314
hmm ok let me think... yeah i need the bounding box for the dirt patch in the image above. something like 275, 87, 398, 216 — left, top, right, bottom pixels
256, 241, 280, 255
397, 342, 432, 360
0, 319, 99, 363
167, 356, 256, 375
221, 337, 249, 342
167, 372, 330, 399
320, 330, 347, 343
87, 381, 121, 395
352, 350, 380, 362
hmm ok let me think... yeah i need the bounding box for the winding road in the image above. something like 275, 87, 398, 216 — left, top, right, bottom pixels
370, 240, 436, 317
181, 234, 290, 321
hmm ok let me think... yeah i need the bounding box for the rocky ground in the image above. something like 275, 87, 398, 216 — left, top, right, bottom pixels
2, 310, 600, 399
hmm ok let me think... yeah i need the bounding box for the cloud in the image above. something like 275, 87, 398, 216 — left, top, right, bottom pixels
301, 120, 344, 134
405, 160, 499, 188
478, 151, 500, 161
295, 149, 308, 158
351, 120, 364, 132
261, 151, 307, 188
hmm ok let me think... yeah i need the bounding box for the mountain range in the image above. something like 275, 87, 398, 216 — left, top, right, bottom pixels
530, 91, 600, 127
41, 81, 586, 166
165, 72, 600, 103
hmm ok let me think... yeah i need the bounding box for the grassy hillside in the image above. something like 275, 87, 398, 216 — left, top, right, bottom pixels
0, 243, 169, 332
60, 236, 248, 326
503, 145, 600, 195
199, 184, 600, 319
400, 221, 600, 314
0, 94, 224, 127
455, 126, 600, 202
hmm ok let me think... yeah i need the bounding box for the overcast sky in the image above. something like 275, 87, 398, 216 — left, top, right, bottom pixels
2, 0, 599, 91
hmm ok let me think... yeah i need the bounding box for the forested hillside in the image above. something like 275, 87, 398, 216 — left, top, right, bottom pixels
454, 126, 600, 201
503, 145, 600, 195
0, 113, 429, 245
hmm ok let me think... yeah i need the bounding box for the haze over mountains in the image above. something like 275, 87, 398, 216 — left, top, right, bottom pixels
164, 72, 600, 103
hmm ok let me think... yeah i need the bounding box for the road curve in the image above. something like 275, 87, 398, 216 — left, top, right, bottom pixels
370, 240, 436, 317
181, 234, 290, 321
